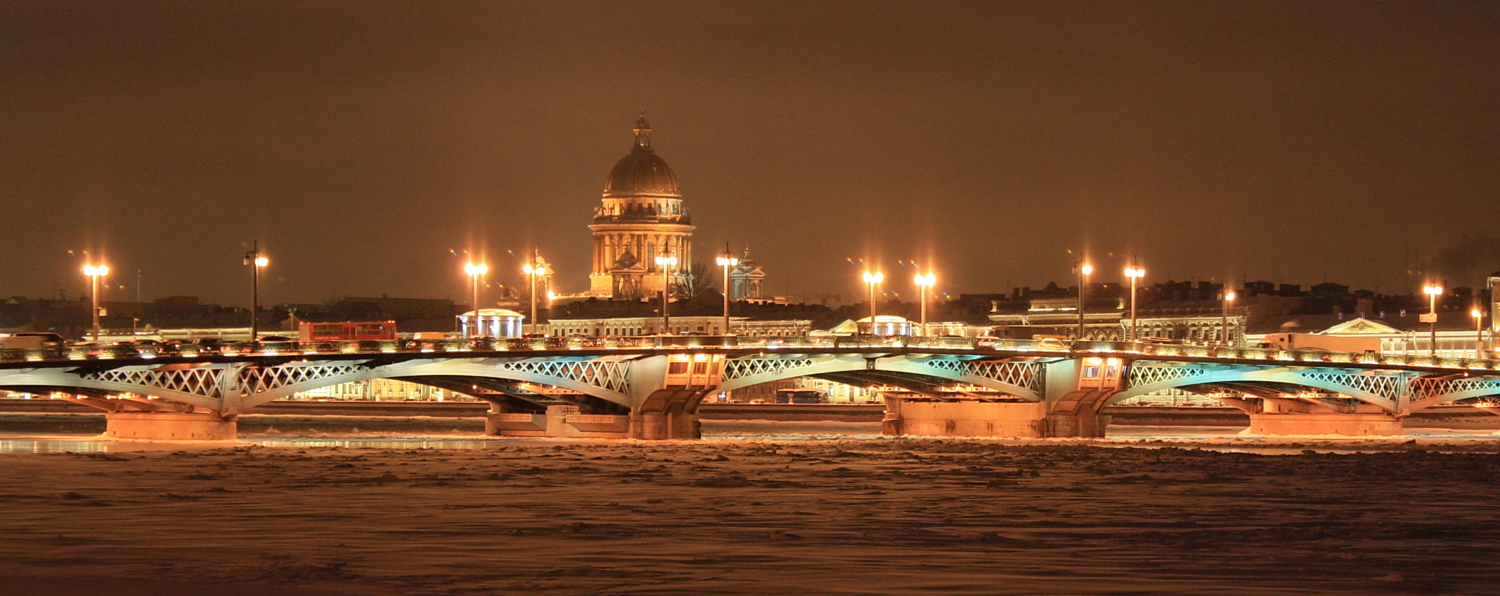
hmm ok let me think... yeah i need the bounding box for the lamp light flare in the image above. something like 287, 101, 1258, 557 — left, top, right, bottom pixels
1075, 260, 1091, 342
862, 271, 884, 336
1123, 265, 1144, 341
523, 252, 548, 337
464, 262, 488, 338
1423, 284, 1442, 356
717, 243, 739, 335
655, 251, 677, 334
914, 272, 936, 337
83, 263, 109, 342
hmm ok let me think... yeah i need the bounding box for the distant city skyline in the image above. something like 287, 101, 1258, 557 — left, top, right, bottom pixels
3, 2, 1498, 307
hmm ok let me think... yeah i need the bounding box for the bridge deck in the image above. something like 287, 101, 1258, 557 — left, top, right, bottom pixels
4, 337, 1497, 376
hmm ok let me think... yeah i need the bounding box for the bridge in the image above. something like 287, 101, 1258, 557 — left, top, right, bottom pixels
3, 336, 1499, 440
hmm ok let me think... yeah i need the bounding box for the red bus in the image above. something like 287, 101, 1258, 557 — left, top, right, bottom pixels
298, 321, 398, 342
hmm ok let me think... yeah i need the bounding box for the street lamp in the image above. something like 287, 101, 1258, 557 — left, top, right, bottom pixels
655, 250, 678, 334
1222, 290, 1237, 347
716, 243, 738, 336
464, 262, 488, 338
82, 263, 109, 342
1424, 284, 1443, 356
523, 253, 548, 337
243, 242, 268, 341
1473, 307, 1485, 359
862, 271, 884, 335
1123, 264, 1145, 341
914, 272, 936, 337
1074, 261, 1092, 341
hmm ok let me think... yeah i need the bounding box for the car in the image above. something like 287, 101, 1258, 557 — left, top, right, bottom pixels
467, 337, 496, 350
0, 332, 65, 349
187, 338, 228, 354
252, 337, 298, 353
1032, 335, 1070, 350
346, 340, 388, 353
118, 339, 177, 356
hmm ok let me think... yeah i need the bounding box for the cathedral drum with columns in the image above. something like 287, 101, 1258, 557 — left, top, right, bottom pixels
588, 115, 694, 300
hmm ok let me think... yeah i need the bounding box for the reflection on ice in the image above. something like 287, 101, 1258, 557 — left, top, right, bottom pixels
0, 439, 113, 454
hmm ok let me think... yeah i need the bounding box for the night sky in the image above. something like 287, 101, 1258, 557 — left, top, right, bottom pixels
3, 1, 1498, 308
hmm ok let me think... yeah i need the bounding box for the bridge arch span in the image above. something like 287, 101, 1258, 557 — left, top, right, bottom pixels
1111, 366, 1405, 411
237, 357, 635, 411
0, 379, 223, 411
719, 355, 1044, 401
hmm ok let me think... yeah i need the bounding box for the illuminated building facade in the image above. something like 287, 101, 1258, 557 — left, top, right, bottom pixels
588, 115, 694, 300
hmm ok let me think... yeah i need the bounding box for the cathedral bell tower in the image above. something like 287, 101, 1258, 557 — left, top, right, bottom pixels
588, 114, 695, 299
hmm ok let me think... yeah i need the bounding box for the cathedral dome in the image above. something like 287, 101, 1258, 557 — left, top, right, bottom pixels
603, 115, 680, 198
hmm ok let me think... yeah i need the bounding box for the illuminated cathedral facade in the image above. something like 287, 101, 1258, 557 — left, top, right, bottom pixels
587, 115, 695, 299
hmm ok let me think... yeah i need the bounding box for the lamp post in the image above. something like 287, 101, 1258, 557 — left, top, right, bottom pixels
1222, 290, 1237, 347
862, 271, 884, 335
82, 263, 109, 342
1124, 264, 1145, 341
716, 243, 738, 335
914, 272, 936, 337
1074, 261, 1092, 341
523, 254, 547, 337
464, 262, 488, 338
243, 242, 268, 341
655, 250, 677, 334
1473, 307, 1485, 359
1424, 284, 1443, 356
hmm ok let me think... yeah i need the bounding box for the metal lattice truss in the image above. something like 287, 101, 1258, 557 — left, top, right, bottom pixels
916, 359, 1044, 394
1409, 375, 1500, 409
83, 366, 228, 400
1129, 364, 1213, 388
1297, 371, 1410, 404
721, 355, 1043, 400
1120, 363, 1419, 411
489, 359, 632, 396
236, 362, 372, 397
722, 357, 822, 384
47, 356, 642, 413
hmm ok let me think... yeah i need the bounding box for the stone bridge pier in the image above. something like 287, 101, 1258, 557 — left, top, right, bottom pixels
1244, 399, 1403, 436
869, 356, 1128, 439
483, 353, 724, 440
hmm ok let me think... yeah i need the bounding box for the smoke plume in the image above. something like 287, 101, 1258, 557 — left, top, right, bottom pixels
1431, 231, 1500, 282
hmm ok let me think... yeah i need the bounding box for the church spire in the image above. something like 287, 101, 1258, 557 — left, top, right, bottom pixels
633, 111, 652, 150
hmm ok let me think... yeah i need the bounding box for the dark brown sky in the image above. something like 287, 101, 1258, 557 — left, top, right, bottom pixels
2, 1, 1498, 307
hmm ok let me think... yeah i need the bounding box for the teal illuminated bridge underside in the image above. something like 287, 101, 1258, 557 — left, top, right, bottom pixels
3, 336, 1499, 440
